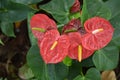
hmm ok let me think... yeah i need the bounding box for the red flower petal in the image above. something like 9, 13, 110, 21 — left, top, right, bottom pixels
70, 0, 80, 13
30, 14, 57, 43
40, 30, 70, 64
67, 32, 94, 61
82, 17, 114, 50
62, 19, 81, 33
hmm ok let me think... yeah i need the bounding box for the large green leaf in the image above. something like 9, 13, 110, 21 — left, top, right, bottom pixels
27, 12, 37, 46
10, 0, 42, 5
81, 0, 89, 25
27, 45, 46, 80
110, 13, 120, 28
92, 42, 119, 71
47, 63, 68, 80
105, 0, 120, 18
27, 45, 68, 80
110, 13, 120, 47
39, 0, 74, 24
81, 0, 111, 24
0, 21, 15, 37
73, 68, 101, 80
111, 27, 120, 47
0, 1, 35, 22
81, 56, 94, 67
85, 68, 101, 80
67, 61, 82, 80
111, 12, 120, 47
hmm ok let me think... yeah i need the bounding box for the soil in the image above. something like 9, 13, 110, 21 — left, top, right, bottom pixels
0, 20, 30, 80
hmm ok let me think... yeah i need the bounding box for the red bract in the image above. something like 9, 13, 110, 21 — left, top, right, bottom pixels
82, 17, 114, 50
30, 14, 57, 43
40, 30, 70, 64
70, 0, 80, 13
62, 19, 81, 33
67, 32, 94, 62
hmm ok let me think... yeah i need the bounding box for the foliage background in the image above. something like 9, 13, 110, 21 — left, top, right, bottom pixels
0, 0, 120, 80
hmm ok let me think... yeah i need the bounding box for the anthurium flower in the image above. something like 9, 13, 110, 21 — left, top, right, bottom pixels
30, 14, 57, 43
67, 32, 94, 62
70, 0, 80, 13
82, 17, 114, 50
40, 30, 70, 64
62, 19, 81, 33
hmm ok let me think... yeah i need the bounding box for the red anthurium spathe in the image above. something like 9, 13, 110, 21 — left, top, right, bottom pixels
40, 30, 70, 64
82, 17, 114, 50
62, 19, 81, 33
30, 14, 57, 43
67, 32, 94, 62
70, 0, 80, 13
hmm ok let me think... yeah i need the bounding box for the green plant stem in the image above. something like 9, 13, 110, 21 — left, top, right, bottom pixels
32, 27, 46, 32
0, 39, 4, 45
44, 64, 49, 80
80, 63, 84, 76
64, 29, 77, 33
69, 12, 81, 20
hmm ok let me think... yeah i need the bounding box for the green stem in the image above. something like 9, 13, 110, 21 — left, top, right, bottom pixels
80, 71, 84, 77
64, 29, 77, 33
69, 12, 81, 20
32, 27, 46, 33
44, 64, 49, 80
0, 39, 4, 45
80, 63, 84, 76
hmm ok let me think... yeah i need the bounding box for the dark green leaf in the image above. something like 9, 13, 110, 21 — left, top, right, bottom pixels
95, 5, 111, 19
47, 63, 68, 80
110, 13, 120, 28
27, 45, 68, 80
74, 68, 101, 80
85, 68, 101, 80
40, 0, 74, 24
10, 0, 42, 5
81, 0, 111, 24
81, 56, 94, 67
105, 0, 120, 18
74, 75, 88, 80
112, 27, 120, 47
92, 42, 119, 71
0, 1, 35, 22
0, 21, 15, 37
27, 45, 46, 80
110, 13, 120, 47
81, 0, 90, 24
27, 12, 37, 46
67, 61, 82, 80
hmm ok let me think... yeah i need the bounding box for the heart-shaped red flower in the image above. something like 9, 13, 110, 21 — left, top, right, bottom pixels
82, 17, 114, 50
40, 30, 70, 64
30, 14, 57, 43
67, 32, 94, 62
